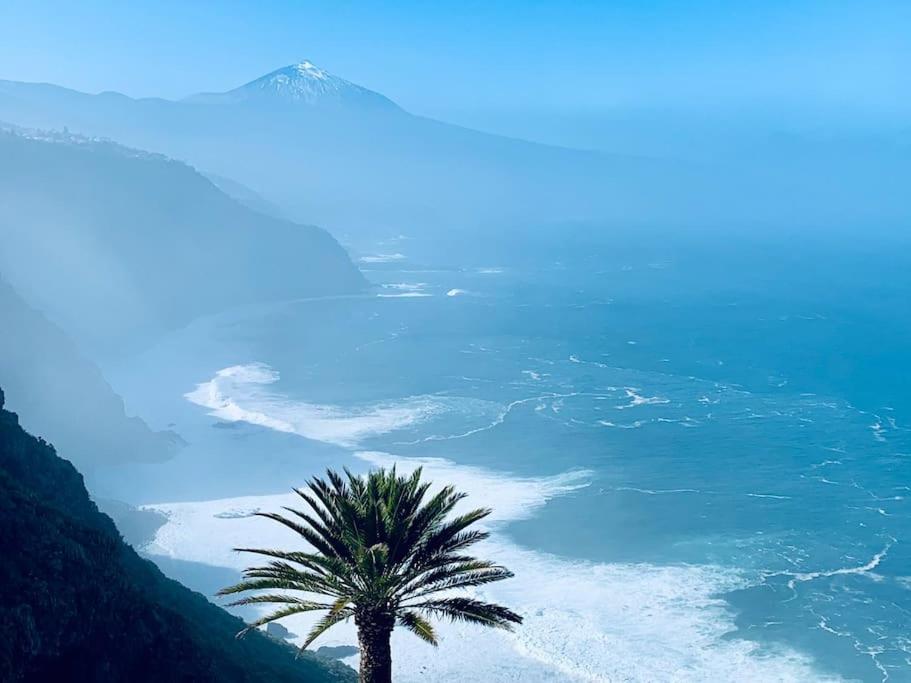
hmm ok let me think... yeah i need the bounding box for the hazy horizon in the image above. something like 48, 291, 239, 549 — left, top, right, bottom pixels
2, 0, 908, 152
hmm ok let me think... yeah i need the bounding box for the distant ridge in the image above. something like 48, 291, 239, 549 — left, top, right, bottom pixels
0, 129, 366, 353
1, 62, 896, 233
0, 275, 182, 470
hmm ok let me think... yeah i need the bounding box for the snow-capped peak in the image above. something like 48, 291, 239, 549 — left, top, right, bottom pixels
289, 60, 330, 81
188, 60, 399, 110
240, 60, 347, 103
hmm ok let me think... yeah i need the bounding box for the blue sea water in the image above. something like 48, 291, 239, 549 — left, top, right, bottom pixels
99, 228, 911, 681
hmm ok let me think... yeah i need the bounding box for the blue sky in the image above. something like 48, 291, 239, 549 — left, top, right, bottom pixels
0, 0, 907, 126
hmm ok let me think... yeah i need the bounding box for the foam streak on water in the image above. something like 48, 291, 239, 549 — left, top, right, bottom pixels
184, 363, 442, 447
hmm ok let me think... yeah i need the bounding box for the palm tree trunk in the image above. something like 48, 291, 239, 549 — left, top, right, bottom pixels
356, 612, 394, 683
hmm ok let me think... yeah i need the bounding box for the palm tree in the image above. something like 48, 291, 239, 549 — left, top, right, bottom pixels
218, 467, 522, 683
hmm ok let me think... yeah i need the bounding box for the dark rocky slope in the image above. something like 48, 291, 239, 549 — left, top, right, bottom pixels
0, 385, 355, 682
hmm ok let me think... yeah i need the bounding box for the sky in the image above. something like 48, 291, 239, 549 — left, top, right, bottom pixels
0, 0, 907, 138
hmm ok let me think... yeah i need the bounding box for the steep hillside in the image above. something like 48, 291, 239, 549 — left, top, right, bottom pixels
0, 384, 355, 683
0, 129, 365, 352
0, 276, 180, 471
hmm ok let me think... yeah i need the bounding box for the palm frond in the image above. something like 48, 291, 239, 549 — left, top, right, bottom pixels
398, 610, 438, 646
253, 511, 340, 561
232, 547, 350, 579
301, 597, 354, 649
236, 602, 334, 637
230, 560, 349, 595
411, 597, 523, 630
403, 567, 515, 601
218, 577, 335, 598
281, 505, 356, 563
228, 595, 335, 609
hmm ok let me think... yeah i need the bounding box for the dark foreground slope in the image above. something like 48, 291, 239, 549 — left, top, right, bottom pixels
0, 385, 355, 683
0, 129, 365, 353
0, 276, 180, 471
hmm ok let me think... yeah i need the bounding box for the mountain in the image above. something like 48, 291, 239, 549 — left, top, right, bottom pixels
0, 64, 707, 235
186, 61, 399, 111
0, 275, 181, 472
0, 128, 366, 353
0, 384, 355, 682
0, 63, 905, 248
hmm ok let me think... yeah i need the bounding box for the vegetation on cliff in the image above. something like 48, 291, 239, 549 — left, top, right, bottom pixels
0, 385, 355, 682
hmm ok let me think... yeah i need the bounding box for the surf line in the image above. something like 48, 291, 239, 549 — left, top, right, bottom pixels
765, 539, 895, 590
393, 390, 605, 445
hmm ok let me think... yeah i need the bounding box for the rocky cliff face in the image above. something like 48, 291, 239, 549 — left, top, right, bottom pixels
0, 384, 355, 682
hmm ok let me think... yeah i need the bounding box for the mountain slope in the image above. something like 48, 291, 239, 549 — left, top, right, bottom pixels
0, 384, 355, 683
0, 63, 904, 246
0, 65, 705, 233
0, 275, 180, 471
0, 129, 366, 352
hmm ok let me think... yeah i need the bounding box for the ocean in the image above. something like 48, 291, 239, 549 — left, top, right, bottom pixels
96, 228, 910, 681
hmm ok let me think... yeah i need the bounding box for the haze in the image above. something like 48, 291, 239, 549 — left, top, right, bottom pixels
1, 3, 908, 682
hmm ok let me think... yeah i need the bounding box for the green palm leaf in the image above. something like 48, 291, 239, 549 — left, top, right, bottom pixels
397, 611, 438, 646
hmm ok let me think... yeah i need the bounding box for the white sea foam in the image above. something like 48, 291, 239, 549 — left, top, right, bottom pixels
769, 541, 894, 590
382, 282, 426, 292
598, 419, 650, 429
359, 253, 406, 263
568, 354, 611, 369
446, 288, 470, 297
617, 387, 670, 409
402, 392, 581, 444
143, 451, 833, 682
869, 418, 887, 442
613, 486, 702, 495
377, 291, 432, 298
379, 282, 430, 297
184, 363, 443, 447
